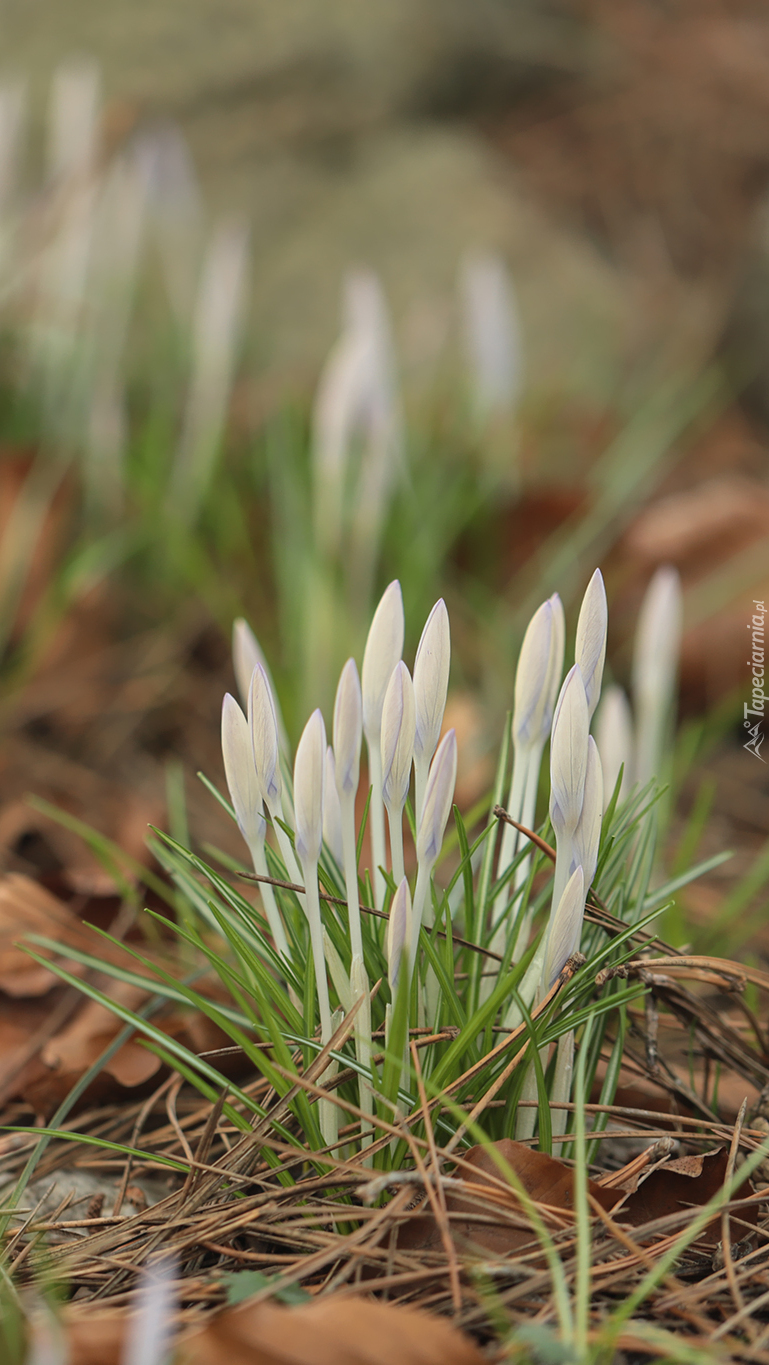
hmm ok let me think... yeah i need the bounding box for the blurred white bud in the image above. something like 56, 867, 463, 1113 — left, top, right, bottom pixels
322, 746, 344, 865
122, 1255, 178, 1365
0, 79, 25, 213
549, 665, 589, 839
333, 657, 363, 798
172, 217, 250, 520
633, 566, 683, 786
572, 736, 603, 890
575, 568, 608, 722
48, 59, 100, 183
293, 709, 326, 865
249, 663, 282, 810
417, 729, 457, 869
595, 685, 633, 801
460, 251, 523, 419
221, 694, 266, 849
381, 662, 416, 814
387, 877, 412, 992
362, 580, 404, 743
542, 865, 586, 990
513, 593, 565, 750
413, 599, 450, 768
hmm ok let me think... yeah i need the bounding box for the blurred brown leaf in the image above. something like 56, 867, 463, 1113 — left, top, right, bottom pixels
181, 1296, 486, 1365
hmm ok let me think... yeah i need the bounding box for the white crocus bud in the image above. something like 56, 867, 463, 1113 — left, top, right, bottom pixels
322, 746, 344, 866
410, 729, 457, 983
333, 657, 364, 962
381, 661, 416, 887
333, 658, 362, 798
387, 876, 412, 994
294, 710, 326, 867
221, 694, 288, 960
633, 566, 682, 787
571, 737, 603, 891
575, 568, 608, 722
413, 599, 451, 821
362, 580, 405, 909
232, 618, 288, 756
549, 665, 589, 841
249, 663, 282, 812
221, 693, 265, 851
542, 865, 586, 991
596, 685, 633, 802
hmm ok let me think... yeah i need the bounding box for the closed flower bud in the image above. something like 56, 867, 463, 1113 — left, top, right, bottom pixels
413, 599, 450, 767
293, 710, 326, 865
333, 657, 362, 798
249, 663, 282, 810
417, 729, 457, 869
575, 568, 608, 722
513, 594, 565, 749
234, 619, 288, 755
362, 580, 404, 743
549, 665, 589, 839
221, 694, 265, 849
572, 737, 603, 890
381, 662, 416, 813
596, 685, 633, 800
543, 865, 586, 989
387, 877, 412, 991
633, 566, 682, 786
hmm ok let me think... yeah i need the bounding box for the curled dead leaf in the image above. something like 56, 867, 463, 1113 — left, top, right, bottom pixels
399, 1139, 623, 1258
620, 1146, 757, 1246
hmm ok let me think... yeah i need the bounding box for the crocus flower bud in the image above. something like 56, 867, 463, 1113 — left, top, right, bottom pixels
460, 251, 523, 419
549, 665, 589, 840
417, 729, 457, 869
322, 746, 344, 866
333, 658, 362, 798
575, 568, 608, 722
362, 580, 404, 744
413, 599, 450, 769
513, 594, 565, 749
542, 865, 586, 989
249, 663, 282, 810
221, 694, 265, 849
387, 877, 412, 992
233, 619, 288, 755
633, 566, 682, 786
596, 685, 633, 801
293, 709, 326, 865
572, 737, 603, 890
381, 662, 416, 813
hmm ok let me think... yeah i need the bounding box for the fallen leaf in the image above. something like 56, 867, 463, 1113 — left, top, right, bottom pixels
399, 1139, 623, 1257
180, 1295, 486, 1365
620, 1146, 756, 1246
0, 873, 84, 996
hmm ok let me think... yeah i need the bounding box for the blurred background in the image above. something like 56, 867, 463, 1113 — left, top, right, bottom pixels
0, 0, 768, 973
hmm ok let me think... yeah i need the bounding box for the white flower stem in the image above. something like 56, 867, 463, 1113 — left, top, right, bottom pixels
367, 742, 387, 910
386, 803, 405, 889
301, 853, 336, 1147
249, 837, 290, 960
339, 790, 363, 962
550, 1029, 575, 1140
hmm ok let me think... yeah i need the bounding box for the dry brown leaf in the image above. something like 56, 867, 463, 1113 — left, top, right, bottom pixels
399, 1139, 623, 1257
180, 1296, 486, 1365
621, 1146, 757, 1246
0, 872, 83, 996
